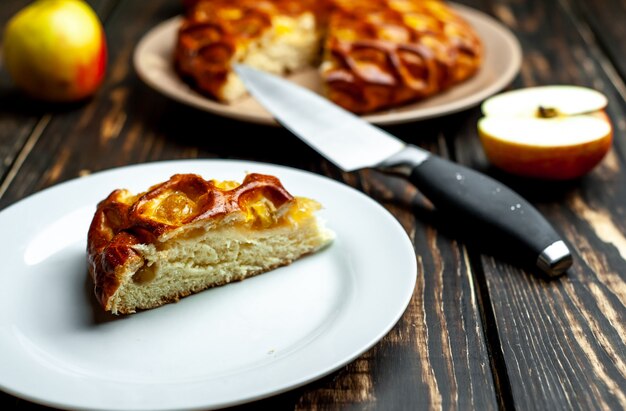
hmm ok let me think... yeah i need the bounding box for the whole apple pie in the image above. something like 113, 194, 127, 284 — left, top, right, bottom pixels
175, 0, 483, 114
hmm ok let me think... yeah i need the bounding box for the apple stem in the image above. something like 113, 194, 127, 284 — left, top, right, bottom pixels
537, 106, 559, 118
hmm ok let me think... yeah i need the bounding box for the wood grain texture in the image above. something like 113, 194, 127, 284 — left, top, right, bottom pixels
574, 0, 626, 93
452, 0, 626, 409
572, 0, 626, 168
0, 0, 48, 189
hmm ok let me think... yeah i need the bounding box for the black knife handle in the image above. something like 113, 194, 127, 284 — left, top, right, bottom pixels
381, 145, 572, 276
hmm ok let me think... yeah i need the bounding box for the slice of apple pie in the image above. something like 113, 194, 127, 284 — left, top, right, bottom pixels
87, 173, 334, 314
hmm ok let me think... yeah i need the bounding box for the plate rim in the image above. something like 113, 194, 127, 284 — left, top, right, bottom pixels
133, 3, 522, 126
0, 159, 417, 410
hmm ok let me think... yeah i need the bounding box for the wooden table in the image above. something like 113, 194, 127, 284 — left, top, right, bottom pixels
1, 0, 625, 409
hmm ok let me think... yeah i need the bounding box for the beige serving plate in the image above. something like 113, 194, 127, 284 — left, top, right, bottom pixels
133, 4, 522, 126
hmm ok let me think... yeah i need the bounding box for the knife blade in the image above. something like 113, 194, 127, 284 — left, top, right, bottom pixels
234, 65, 573, 277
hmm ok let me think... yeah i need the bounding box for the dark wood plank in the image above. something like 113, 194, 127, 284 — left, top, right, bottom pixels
0, 0, 47, 194
574, 0, 626, 89
0, 0, 498, 409
450, 0, 626, 409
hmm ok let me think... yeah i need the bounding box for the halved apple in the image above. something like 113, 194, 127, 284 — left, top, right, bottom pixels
478, 86, 613, 180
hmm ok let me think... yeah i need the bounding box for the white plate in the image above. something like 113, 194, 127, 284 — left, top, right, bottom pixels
0, 160, 416, 410
134, 4, 521, 126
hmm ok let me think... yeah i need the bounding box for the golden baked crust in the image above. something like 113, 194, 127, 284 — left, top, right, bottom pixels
174, 0, 482, 113
87, 173, 295, 311
323, 0, 482, 113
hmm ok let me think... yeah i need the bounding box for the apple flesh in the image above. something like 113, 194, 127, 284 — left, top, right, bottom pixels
478, 86, 613, 180
3, 0, 107, 102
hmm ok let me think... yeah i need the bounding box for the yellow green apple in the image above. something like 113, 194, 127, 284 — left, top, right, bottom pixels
478, 86, 613, 180
3, 0, 107, 102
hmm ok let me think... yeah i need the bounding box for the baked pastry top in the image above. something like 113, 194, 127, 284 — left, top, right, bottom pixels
175, 0, 482, 113
323, 0, 482, 113
87, 173, 333, 314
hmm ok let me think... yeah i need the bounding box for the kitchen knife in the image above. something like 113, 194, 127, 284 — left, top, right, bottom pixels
234, 65, 573, 277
